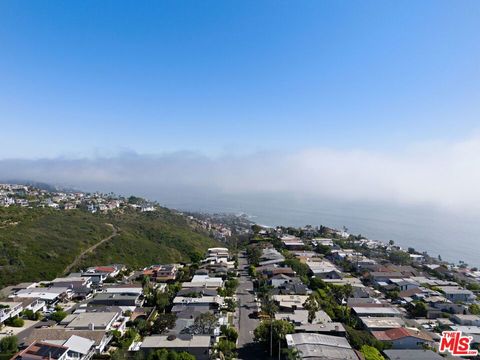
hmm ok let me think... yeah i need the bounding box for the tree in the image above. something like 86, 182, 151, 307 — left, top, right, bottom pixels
346, 326, 388, 350
220, 325, 238, 342
254, 320, 294, 355
316, 244, 331, 255
152, 313, 177, 334
282, 348, 302, 360
469, 303, 480, 315
220, 278, 239, 297
119, 328, 139, 349
284, 259, 310, 278
262, 296, 278, 318
155, 291, 171, 313
224, 298, 237, 312
194, 312, 218, 334
50, 311, 68, 323
246, 245, 262, 265
303, 294, 320, 323
389, 250, 411, 265
23, 309, 40, 320
147, 349, 195, 360
189, 251, 203, 264
132, 318, 148, 335
0, 336, 18, 354
213, 339, 237, 360
408, 302, 427, 318
360, 345, 385, 360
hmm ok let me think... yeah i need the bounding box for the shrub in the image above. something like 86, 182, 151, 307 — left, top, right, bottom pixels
0, 336, 18, 353
50, 311, 68, 323
360, 345, 385, 360
4, 317, 24, 327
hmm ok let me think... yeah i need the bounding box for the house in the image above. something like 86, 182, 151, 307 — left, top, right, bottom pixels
0, 301, 23, 324
102, 284, 143, 296
60, 335, 96, 360
285, 333, 360, 360
64, 312, 122, 331
409, 254, 425, 263
275, 310, 330, 326
294, 322, 346, 336
293, 251, 321, 263
383, 349, 444, 360
89, 266, 120, 277
12, 287, 72, 304
452, 314, 480, 326
312, 238, 334, 247
306, 260, 339, 277
89, 293, 142, 307
370, 272, 404, 284
389, 278, 419, 292
49, 277, 93, 299
281, 236, 305, 250
372, 327, 434, 349
11, 341, 69, 360
176, 288, 218, 297
172, 296, 224, 310
360, 317, 406, 331
17, 298, 46, 314
352, 306, 402, 318
269, 267, 296, 277
271, 282, 310, 296
353, 257, 377, 271
140, 335, 212, 360
181, 275, 223, 289
438, 286, 476, 303
259, 248, 285, 266
272, 295, 308, 312
269, 274, 294, 288
206, 248, 229, 259
143, 265, 178, 282
22, 329, 112, 354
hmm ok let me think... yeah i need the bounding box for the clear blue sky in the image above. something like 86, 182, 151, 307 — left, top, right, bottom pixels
0, 1, 479, 158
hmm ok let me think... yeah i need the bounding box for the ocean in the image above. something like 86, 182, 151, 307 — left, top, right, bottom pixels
155, 192, 480, 267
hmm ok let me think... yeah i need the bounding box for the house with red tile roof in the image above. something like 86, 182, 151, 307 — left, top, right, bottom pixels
372, 327, 433, 349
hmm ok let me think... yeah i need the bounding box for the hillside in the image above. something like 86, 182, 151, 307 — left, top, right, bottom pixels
0, 206, 220, 287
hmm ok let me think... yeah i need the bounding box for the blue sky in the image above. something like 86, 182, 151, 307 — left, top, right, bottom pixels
1, 1, 479, 159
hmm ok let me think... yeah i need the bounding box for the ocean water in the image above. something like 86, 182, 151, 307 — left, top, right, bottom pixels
155, 192, 480, 267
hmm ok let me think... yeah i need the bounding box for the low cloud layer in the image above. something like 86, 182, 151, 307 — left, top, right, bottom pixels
2, 136, 480, 213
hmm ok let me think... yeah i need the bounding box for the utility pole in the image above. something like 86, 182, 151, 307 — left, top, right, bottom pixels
278, 338, 281, 360
270, 320, 273, 357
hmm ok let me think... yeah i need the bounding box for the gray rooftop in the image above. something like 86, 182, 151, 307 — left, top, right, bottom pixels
66, 312, 118, 329
141, 335, 212, 348
384, 349, 443, 360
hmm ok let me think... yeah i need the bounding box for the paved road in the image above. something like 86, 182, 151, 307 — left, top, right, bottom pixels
236, 251, 263, 359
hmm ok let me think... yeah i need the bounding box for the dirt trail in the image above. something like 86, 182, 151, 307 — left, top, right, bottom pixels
63, 223, 119, 275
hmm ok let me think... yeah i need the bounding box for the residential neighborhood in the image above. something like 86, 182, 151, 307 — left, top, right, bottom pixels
1, 185, 480, 359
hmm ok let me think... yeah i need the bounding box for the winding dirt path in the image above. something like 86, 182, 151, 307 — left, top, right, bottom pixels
63, 223, 119, 274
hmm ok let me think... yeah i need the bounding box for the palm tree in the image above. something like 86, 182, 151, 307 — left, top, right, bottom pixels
262, 294, 278, 357
303, 294, 320, 323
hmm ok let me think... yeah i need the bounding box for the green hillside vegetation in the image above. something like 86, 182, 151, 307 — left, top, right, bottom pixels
0, 206, 219, 288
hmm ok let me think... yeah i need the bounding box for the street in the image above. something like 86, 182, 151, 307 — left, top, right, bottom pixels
236, 251, 263, 359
